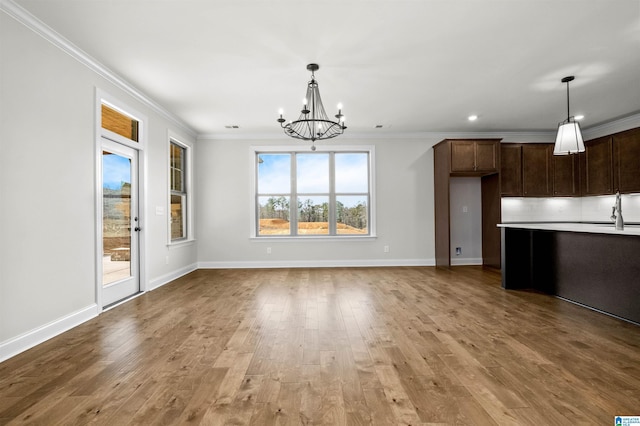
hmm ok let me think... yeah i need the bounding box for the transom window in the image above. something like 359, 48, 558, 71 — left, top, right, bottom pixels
255, 148, 373, 237
101, 104, 139, 142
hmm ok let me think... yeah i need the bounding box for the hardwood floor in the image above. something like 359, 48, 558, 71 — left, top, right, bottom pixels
1, 266, 639, 425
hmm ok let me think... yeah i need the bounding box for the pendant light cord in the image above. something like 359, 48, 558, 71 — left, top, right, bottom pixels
566, 79, 570, 120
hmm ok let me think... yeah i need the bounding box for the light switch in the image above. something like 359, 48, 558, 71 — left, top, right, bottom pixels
156, 206, 164, 215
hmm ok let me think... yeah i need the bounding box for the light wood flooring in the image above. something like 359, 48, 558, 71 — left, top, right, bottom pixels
1, 266, 639, 425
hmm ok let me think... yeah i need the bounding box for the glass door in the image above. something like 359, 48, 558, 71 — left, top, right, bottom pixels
102, 139, 139, 306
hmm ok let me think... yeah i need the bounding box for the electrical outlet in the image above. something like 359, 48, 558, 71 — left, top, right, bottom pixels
455, 247, 462, 255
267, 247, 272, 254
384, 245, 390, 253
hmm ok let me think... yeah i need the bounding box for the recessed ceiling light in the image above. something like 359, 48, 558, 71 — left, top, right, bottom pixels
574, 115, 584, 121
468, 115, 478, 121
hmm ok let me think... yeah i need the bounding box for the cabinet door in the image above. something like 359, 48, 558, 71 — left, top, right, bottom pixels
500, 144, 522, 196
522, 144, 553, 196
553, 154, 580, 196
450, 141, 476, 172
475, 141, 498, 172
613, 127, 640, 193
583, 136, 614, 195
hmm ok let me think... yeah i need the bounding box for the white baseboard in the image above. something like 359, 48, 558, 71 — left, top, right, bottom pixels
147, 263, 198, 291
198, 258, 436, 269
0, 304, 99, 363
450, 257, 483, 266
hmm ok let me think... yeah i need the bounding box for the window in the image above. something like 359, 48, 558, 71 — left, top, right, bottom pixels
170, 140, 187, 241
101, 104, 139, 142
255, 148, 373, 237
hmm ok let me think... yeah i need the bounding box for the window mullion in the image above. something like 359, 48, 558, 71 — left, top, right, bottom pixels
329, 152, 336, 235
291, 153, 298, 236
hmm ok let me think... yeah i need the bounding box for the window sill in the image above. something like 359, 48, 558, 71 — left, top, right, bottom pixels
167, 238, 196, 249
250, 235, 377, 242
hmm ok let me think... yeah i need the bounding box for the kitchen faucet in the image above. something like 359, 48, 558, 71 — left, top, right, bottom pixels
610, 191, 624, 230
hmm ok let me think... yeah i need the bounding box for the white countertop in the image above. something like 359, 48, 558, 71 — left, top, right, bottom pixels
498, 222, 640, 236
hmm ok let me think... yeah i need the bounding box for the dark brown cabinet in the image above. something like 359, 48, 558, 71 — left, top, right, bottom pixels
553, 154, 580, 196
501, 143, 581, 197
450, 140, 498, 174
433, 139, 501, 269
522, 144, 553, 197
500, 144, 522, 196
581, 127, 640, 196
613, 127, 640, 193
582, 136, 614, 196
499, 127, 639, 198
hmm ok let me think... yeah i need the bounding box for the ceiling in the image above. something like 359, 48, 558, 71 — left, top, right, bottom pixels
12, 0, 640, 138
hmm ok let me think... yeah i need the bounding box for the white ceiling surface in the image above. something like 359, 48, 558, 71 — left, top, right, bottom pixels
13, 0, 640, 137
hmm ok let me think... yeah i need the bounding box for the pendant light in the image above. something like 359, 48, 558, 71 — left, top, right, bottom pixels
553, 76, 585, 155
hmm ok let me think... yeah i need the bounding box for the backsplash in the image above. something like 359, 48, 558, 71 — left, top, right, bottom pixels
502, 193, 640, 223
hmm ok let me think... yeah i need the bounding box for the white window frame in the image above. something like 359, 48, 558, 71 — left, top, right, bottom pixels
167, 133, 194, 246
250, 145, 376, 239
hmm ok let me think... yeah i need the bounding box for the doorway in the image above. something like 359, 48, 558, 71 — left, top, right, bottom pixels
101, 139, 140, 306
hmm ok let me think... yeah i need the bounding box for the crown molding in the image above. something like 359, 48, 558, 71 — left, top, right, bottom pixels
582, 112, 640, 141
1, 0, 196, 137
197, 130, 557, 142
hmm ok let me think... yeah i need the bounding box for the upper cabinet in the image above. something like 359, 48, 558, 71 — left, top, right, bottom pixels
552, 154, 580, 196
522, 144, 553, 197
501, 143, 580, 197
500, 144, 522, 196
613, 127, 640, 193
582, 136, 614, 196
499, 126, 639, 198
448, 139, 499, 175
582, 127, 640, 196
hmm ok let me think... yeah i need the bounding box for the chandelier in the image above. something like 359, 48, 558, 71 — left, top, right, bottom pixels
277, 64, 346, 150
553, 75, 585, 155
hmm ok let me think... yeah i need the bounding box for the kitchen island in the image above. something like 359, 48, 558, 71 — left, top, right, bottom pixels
499, 222, 640, 324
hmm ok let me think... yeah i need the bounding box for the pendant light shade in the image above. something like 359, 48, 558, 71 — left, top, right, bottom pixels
553, 76, 585, 155
554, 119, 584, 155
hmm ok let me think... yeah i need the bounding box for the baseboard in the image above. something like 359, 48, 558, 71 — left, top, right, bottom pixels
450, 257, 483, 266
147, 263, 198, 291
198, 258, 436, 269
0, 304, 99, 363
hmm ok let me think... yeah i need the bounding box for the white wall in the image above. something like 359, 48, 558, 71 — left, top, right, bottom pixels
194, 132, 565, 268
0, 10, 197, 360
195, 137, 437, 267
